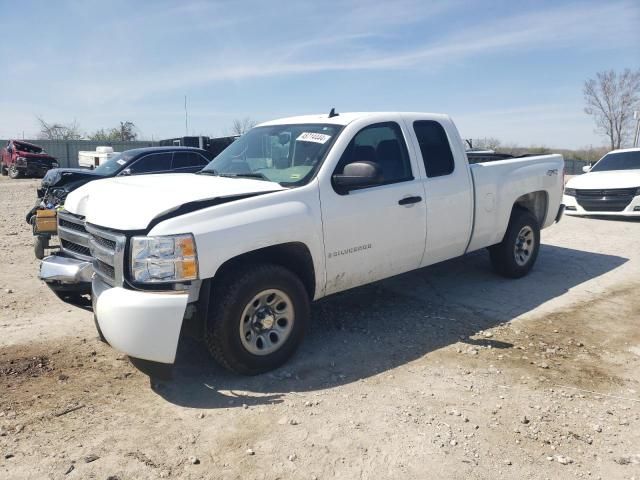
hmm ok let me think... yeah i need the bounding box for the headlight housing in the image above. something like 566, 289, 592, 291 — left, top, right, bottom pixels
15, 156, 27, 166
130, 234, 198, 283
564, 188, 576, 196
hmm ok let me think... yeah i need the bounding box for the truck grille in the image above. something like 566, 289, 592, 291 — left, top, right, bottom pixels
57, 211, 92, 261
575, 188, 637, 212
60, 239, 91, 257
86, 224, 126, 287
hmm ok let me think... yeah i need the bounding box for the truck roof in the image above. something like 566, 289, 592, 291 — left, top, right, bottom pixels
258, 112, 451, 127
607, 147, 640, 154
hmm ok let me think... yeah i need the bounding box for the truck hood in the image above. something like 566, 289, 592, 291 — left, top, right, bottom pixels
566, 169, 640, 190
64, 173, 285, 231
41, 168, 102, 188
17, 151, 56, 161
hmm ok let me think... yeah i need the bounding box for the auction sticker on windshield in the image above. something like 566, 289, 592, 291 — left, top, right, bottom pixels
297, 132, 331, 144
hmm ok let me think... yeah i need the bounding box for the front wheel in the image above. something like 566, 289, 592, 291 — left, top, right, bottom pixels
489, 208, 540, 278
1, 163, 7, 176
205, 264, 310, 375
8, 165, 22, 179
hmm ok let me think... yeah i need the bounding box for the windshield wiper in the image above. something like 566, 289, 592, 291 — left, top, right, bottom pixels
219, 172, 270, 181
196, 169, 218, 176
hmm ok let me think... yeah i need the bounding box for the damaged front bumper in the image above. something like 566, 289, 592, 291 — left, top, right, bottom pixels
39, 254, 93, 292
92, 277, 189, 364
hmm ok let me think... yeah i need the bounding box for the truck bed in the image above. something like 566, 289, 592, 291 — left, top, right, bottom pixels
467, 154, 564, 253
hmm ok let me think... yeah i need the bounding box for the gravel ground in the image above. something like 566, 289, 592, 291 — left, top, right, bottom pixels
1, 175, 639, 480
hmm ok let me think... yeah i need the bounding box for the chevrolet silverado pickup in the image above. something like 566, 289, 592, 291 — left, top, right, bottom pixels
40, 112, 565, 375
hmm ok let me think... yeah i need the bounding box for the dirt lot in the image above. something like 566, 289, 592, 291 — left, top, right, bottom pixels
1, 176, 639, 480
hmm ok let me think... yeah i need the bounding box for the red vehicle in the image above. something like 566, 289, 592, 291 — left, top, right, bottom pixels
1, 140, 59, 178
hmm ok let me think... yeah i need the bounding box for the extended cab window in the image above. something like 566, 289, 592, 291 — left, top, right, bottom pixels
413, 121, 455, 178
129, 153, 172, 174
172, 151, 209, 169
335, 122, 412, 186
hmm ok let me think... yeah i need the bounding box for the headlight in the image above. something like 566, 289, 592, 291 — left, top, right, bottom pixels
564, 188, 576, 196
130, 234, 198, 283
51, 162, 59, 168
16, 156, 27, 165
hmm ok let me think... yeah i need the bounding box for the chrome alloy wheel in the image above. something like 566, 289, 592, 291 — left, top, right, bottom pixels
239, 289, 294, 356
514, 225, 534, 266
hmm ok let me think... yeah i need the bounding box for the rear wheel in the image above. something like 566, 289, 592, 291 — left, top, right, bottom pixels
1, 163, 7, 176
205, 263, 310, 375
8, 165, 22, 179
489, 208, 540, 278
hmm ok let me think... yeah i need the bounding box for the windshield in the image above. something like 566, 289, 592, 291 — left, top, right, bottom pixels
93, 152, 132, 176
201, 123, 343, 186
590, 151, 640, 172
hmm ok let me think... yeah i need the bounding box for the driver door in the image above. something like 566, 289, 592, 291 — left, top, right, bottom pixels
320, 122, 427, 295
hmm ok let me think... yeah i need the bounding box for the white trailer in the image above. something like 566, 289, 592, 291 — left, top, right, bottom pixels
78, 146, 119, 169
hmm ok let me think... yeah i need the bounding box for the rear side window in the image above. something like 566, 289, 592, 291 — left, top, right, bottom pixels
335, 122, 412, 185
172, 151, 209, 169
129, 153, 172, 174
413, 121, 455, 178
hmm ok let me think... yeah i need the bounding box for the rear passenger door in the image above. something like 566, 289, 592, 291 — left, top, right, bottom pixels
172, 151, 210, 173
405, 118, 474, 266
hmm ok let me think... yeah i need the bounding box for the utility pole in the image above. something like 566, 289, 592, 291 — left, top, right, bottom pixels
634, 111, 640, 148
184, 95, 189, 136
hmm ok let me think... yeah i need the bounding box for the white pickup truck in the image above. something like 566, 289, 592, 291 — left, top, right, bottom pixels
40, 112, 565, 375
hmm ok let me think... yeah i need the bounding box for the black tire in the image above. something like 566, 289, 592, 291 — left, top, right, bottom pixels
205, 263, 310, 375
34, 235, 48, 260
489, 208, 540, 278
1, 163, 7, 176
8, 165, 22, 179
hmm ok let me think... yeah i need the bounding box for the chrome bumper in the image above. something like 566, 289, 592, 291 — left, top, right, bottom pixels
39, 254, 93, 285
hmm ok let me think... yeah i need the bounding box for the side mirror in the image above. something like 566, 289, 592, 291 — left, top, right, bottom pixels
582, 165, 591, 173
120, 168, 132, 176
332, 161, 381, 192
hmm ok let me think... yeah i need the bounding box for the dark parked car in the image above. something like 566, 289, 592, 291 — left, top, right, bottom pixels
28, 146, 215, 259
1, 140, 59, 178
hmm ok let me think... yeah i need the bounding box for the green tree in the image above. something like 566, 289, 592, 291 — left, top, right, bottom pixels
89, 121, 138, 142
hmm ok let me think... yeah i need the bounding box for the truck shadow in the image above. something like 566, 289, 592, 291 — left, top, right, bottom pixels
153, 244, 627, 408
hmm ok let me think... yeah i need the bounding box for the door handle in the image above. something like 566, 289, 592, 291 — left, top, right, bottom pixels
398, 196, 422, 206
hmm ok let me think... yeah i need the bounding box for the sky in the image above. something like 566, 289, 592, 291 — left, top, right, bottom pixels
0, 0, 638, 149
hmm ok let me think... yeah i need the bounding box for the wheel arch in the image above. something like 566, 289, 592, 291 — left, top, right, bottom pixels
211, 242, 316, 300
512, 190, 548, 226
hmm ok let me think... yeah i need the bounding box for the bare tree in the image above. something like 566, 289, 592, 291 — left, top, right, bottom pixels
230, 117, 257, 136
36, 116, 83, 140
584, 69, 640, 150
